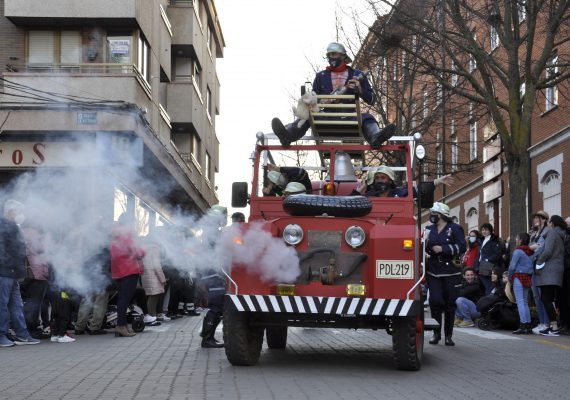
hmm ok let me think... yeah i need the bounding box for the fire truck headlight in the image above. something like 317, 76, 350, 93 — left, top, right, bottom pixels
345, 225, 366, 248
283, 224, 303, 245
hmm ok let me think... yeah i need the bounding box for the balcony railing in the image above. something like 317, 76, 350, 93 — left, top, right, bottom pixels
5, 63, 138, 74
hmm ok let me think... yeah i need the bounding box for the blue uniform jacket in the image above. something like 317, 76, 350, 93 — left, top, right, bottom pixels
312, 66, 377, 125
425, 222, 466, 277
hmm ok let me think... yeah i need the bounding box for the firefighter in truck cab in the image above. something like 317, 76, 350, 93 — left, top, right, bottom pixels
425, 202, 466, 347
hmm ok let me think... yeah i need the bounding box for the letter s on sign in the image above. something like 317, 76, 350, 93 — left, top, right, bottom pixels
32, 143, 45, 165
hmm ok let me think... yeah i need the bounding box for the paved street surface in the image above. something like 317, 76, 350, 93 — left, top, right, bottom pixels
2, 313, 569, 400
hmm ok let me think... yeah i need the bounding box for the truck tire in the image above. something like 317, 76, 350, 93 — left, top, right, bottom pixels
266, 326, 287, 349
283, 195, 372, 217
392, 315, 424, 371
223, 306, 264, 366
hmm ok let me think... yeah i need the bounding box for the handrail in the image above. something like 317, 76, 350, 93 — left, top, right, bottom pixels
221, 268, 238, 295
407, 227, 427, 300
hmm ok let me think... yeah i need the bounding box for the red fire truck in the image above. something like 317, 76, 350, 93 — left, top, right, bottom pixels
224, 94, 435, 371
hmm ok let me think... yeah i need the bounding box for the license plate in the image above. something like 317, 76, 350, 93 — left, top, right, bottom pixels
376, 260, 413, 279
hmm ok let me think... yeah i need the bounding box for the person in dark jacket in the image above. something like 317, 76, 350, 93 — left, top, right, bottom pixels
478, 223, 504, 296
454, 268, 484, 328
271, 42, 395, 148
425, 202, 466, 346
0, 200, 40, 347
535, 215, 567, 336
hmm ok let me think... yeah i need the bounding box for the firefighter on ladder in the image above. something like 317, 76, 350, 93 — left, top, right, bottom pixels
425, 202, 466, 346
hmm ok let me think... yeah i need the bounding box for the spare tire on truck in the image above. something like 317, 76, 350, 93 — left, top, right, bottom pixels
283, 194, 372, 217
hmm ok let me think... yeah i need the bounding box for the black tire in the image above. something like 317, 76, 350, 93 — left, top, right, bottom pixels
232, 182, 248, 207
283, 194, 372, 217
131, 318, 145, 333
392, 315, 424, 371
266, 326, 287, 349
477, 317, 491, 331
223, 306, 264, 366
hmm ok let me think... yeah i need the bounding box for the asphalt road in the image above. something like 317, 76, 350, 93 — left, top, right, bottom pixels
1, 313, 569, 400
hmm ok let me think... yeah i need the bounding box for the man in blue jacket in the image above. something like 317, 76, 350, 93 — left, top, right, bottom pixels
0, 199, 40, 346
271, 42, 395, 148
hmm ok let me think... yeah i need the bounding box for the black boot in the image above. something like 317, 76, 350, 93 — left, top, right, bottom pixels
271, 118, 310, 147
362, 122, 396, 149
201, 313, 223, 348
429, 329, 441, 345
444, 335, 455, 346
512, 323, 526, 334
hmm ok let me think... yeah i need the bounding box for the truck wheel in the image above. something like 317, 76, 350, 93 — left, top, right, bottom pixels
266, 327, 287, 349
392, 315, 423, 371
283, 194, 372, 217
223, 306, 264, 366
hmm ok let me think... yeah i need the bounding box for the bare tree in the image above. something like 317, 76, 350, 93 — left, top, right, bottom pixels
362, 0, 570, 237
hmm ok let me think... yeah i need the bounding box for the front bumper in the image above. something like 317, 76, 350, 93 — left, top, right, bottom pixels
227, 295, 420, 317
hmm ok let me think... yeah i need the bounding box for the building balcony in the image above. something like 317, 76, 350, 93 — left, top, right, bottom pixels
4, 0, 138, 26
1, 63, 153, 113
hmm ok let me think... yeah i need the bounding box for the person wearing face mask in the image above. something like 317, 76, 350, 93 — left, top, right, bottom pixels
352, 165, 454, 198
424, 202, 466, 346
0, 199, 40, 347
271, 42, 396, 148
462, 230, 482, 269
477, 223, 504, 296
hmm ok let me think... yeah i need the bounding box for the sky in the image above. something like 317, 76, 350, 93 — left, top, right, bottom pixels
214, 0, 376, 217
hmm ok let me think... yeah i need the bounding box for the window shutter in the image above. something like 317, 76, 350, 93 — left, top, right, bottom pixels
28, 31, 55, 65
60, 31, 81, 64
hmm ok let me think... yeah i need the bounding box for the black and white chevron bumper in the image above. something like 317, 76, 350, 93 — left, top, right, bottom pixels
227, 295, 419, 317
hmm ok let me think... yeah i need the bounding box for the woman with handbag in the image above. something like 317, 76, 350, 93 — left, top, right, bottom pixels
425, 202, 466, 346
508, 232, 534, 334
529, 210, 550, 333
478, 223, 503, 296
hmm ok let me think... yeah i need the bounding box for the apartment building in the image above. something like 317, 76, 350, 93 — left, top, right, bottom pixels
354, 2, 570, 237
0, 0, 224, 232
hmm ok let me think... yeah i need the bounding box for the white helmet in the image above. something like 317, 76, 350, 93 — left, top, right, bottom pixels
366, 165, 396, 186
283, 182, 306, 195
326, 42, 352, 63
268, 171, 287, 187
430, 202, 450, 217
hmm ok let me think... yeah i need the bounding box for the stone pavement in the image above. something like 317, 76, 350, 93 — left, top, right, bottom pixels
1, 313, 570, 400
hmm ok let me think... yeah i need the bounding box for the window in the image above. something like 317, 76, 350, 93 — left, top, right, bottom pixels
113, 187, 129, 222
520, 82, 526, 98
469, 104, 477, 161
490, 26, 499, 51
518, 1, 527, 22
451, 120, 458, 172
137, 36, 151, 83
423, 91, 429, 118
451, 60, 458, 87
206, 86, 212, 119
174, 57, 192, 80
436, 82, 443, 107
207, 27, 215, 56
546, 55, 559, 111
542, 170, 561, 217
193, 0, 202, 28
28, 30, 81, 66
107, 35, 132, 64
469, 34, 477, 72
193, 60, 202, 95
28, 31, 55, 65
410, 102, 417, 129
191, 133, 201, 164
466, 207, 479, 233
135, 197, 150, 237
205, 152, 211, 182
436, 141, 443, 178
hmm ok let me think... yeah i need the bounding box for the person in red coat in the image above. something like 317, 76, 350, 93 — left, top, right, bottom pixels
462, 230, 482, 269
110, 213, 145, 337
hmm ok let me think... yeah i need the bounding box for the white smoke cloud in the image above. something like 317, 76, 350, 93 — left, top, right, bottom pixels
1, 134, 299, 295
220, 222, 301, 283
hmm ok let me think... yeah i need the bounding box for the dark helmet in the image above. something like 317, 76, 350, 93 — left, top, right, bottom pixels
231, 212, 246, 223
